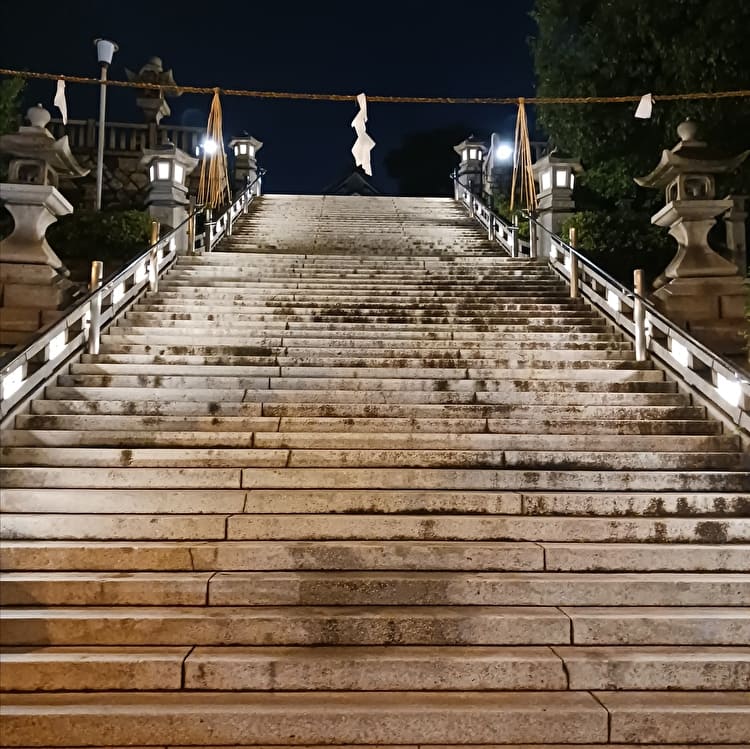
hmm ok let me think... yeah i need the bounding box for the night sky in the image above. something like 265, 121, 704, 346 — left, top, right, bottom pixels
1, 0, 537, 194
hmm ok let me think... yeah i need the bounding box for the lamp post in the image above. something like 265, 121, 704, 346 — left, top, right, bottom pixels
94, 38, 118, 211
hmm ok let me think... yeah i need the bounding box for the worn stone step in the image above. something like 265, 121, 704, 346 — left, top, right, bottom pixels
3, 446, 739, 470
524, 492, 750, 516
0, 691, 609, 746
0, 540, 542, 572
0, 446, 289, 468
0, 647, 189, 692
543, 543, 750, 571
564, 607, 750, 645
0, 606, 571, 646
4, 513, 746, 544
597, 691, 750, 743
202, 571, 750, 607
225, 514, 750, 543
552, 646, 750, 690
241, 467, 749, 492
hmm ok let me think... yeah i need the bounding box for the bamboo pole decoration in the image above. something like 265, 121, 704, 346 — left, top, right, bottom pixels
510, 98, 538, 214
198, 89, 231, 209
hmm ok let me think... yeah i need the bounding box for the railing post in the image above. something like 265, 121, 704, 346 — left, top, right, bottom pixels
227, 206, 234, 237
187, 206, 196, 255
568, 227, 579, 298
487, 214, 495, 242
87, 260, 104, 355
148, 220, 160, 293
633, 268, 647, 361
204, 208, 214, 253
529, 218, 538, 259
467, 196, 474, 218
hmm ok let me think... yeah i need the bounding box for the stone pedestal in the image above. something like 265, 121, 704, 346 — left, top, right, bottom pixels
0, 184, 78, 318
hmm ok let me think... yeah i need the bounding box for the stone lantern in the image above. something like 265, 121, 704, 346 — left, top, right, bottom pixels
453, 136, 487, 198
635, 120, 749, 354
228, 135, 263, 193
140, 143, 199, 245
126, 57, 182, 127
0, 105, 89, 340
532, 151, 583, 258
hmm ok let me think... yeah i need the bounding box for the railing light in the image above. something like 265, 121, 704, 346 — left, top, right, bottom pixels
134, 262, 147, 283
47, 330, 66, 360
1, 366, 24, 400
606, 289, 621, 312
564, 253, 572, 271
670, 339, 691, 367
550, 243, 558, 261
169, 237, 176, 252
716, 373, 742, 408
112, 282, 125, 305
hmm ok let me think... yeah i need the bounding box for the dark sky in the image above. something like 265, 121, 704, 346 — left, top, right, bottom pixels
1, 0, 537, 194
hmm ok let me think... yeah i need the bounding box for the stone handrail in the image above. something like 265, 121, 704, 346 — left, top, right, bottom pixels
47, 119, 205, 155
0, 175, 263, 424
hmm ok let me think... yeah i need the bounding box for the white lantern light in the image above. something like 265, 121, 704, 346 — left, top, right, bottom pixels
541, 170, 552, 191
569, 173, 576, 189
157, 161, 170, 180
556, 169, 568, 187
174, 164, 185, 184
149, 165, 155, 181
239, 144, 248, 155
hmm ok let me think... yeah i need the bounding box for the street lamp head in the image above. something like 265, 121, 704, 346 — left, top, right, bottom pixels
202, 138, 219, 155
94, 38, 119, 66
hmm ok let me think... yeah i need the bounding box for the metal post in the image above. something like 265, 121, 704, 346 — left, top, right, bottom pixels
87, 260, 104, 355
186, 203, 196, 255
487, 215, 495, 242
509, 227, 518, 258
204, 208, 214, 252
148, 220, 160, 293
529, 218, 537, 259
227, 206, 234, 237
95, 65, 108, 211
568, 227, 579, 298
633, 268, 647, 361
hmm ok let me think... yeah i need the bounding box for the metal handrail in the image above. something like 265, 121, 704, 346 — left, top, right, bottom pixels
451, 174, 749, 433
530, 214, 750, 433
0, 174, 264, 422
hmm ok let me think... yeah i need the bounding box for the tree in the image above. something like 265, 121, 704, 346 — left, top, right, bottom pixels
385, 125, 470, 196
530, 0, 750, 283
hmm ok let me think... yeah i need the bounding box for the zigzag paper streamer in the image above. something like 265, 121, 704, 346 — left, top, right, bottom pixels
351, 93, 375, 176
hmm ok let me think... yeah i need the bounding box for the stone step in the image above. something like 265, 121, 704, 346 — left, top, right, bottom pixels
3, 539, 748, 573
3, 571, 747, 607
6, 645, 746, 693
29, 401, 720, 433
0, 540, 541, 571
4, 513, 747, 544
5, 465, 743, 491
0, 645, 572, 692
3, 446, 739, 470
5, 430, 732, 453
0, 606, 572, 646
42, 387, 691, 409
0, 691, 611, 746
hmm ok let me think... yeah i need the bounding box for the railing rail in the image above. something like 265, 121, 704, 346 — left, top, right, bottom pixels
451, 175, 750, 434
0, 173, 264, 423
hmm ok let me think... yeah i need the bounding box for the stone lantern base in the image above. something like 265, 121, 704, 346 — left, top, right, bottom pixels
0, 184, 80, 349
652, 275, 748, 355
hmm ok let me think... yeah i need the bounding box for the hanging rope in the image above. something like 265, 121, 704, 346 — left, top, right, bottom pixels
510, 99, 538, 213
197, 89, 231, 210
2, 67, 750, 106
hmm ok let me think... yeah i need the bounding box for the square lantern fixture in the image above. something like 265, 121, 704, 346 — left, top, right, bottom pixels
532, 153, 583, 198
228, 136, 263, 163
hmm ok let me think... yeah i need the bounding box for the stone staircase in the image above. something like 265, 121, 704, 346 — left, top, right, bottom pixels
1, 194, 749, 746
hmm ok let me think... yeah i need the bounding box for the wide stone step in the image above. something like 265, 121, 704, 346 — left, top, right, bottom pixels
41, 387, 691, 408
3, 571, 747, 606
0, 645, 572, 692
3, 540, 748, 573
29, 401, 720, 433
3, 513, 747, 544
4, 430, 732, 453
3, 446, 739, 470
0, 605, 572, 646
0, 691, 612, 745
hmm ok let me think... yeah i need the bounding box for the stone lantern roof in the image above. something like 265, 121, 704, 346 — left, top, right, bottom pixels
453, 135, 487, 157
0, 105, 89, 184
635, 120, 749, 190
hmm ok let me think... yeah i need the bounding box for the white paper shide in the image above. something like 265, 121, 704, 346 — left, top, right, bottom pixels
351, 93, 375, 176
